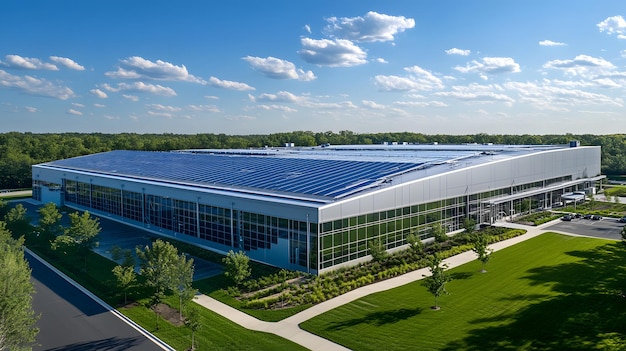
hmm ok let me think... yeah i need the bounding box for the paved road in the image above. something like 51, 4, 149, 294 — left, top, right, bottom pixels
27, 251, 171, 351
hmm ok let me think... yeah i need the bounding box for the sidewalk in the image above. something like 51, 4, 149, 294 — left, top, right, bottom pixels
192, 222, 552, 351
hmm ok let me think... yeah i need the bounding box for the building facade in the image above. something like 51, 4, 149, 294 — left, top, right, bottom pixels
32, 143, 602, 274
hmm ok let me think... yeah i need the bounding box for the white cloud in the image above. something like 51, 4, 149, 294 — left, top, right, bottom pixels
90, 88, 108, 98
1, 54, 58, 70
72, 102, 85, 108
122, 94, 139, 102
304, 24, 312, 33
256, 104, 298, 113
505, 80, 623, 108
145, 104, 181, 112
374, 65, 443, 91
242, 56, 316, 81
208, 76, 255, 91
362, 100, 386, 109
0, 69, 74, 99
49, 56, 85, 70
187, 104, 221, 113
435, 83, 515, 104
93, 103, 106, 108
445, 48, 471, 56
105, 56, 206, 83
597, 15, 626, 38
539, 40, 566, 46
102, 82, 177, 96
323, 11, 415, 42
393, 100, 448, 107
543, 55, 615, 77
373, 75, 424, 91
25, 106, 37, 113
374, 58, 388, 64
454, 57, 521, 76
298, 38, 367, 67
67, 109, 83, 116
249, 91, 302, 103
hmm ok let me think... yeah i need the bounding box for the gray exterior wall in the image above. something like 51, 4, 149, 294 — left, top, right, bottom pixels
319, 146, 601, 222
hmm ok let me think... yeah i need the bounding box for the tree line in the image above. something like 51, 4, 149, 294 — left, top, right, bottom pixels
1, 131, 625, 189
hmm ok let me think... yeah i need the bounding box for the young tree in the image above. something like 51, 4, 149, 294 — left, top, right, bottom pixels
422, 254, 450, 310
222, 250, 251, 287
368, 238, 388, 262
405, 232, 424, 255
136, 239, 179, 330
4, 203, 31, 239
0, 221, 39, 350
463, 217, 477, 234
472, 233, 494, 273
430, 223, 448, 243
112, 265, 137, 305
52, 211, 101, 272
170, 253, 195, 321
184, 304, 202, 351
37, 202, 63, 243
621, 226, 626, 245
587, 193, 596, 210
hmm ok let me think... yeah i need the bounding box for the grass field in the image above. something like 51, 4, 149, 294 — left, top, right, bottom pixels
301, 233, 626, 351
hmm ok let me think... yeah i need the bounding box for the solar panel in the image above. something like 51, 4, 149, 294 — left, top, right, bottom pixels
46, 150, 423, 200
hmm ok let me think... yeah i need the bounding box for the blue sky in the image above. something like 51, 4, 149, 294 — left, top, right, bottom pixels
1, 1, 626, 135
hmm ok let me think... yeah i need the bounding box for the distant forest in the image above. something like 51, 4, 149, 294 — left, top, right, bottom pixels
1, 131, 625, 189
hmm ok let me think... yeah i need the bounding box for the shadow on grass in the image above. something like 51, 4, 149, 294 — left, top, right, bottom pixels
449, 271, 474, 280
442, 242, 626, 351
326, 307, 423, 331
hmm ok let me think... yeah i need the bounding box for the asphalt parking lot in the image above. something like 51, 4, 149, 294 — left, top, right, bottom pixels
545, 215, 625, 240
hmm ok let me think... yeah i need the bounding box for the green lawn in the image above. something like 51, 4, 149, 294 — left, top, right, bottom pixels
301, 233, 626, 351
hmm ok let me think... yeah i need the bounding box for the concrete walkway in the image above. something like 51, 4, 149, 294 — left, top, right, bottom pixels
192, 221, 555, 351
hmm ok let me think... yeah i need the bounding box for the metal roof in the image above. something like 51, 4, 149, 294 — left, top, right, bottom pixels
39, 143, 566, 202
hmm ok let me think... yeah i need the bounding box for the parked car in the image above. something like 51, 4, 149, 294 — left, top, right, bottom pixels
583, 214, 593, 219
618, 216, 626, 223
561, 215, 573, 221
591, 215, 602, 220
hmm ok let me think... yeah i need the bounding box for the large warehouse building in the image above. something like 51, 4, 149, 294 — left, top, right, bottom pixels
32, 142, 602, 274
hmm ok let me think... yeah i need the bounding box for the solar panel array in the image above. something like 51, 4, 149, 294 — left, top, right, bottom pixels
47, 150, 423, 200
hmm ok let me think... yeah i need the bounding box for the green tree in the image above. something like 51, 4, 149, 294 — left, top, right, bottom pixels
170, 253, 195, 321
405, 232, 424, 255
112, 265, 137, 305
4, 203, 31, 239
0, 222, 39, 350
422, 254, 450, 310
136, 239, 179, 330
587, 193, 596, 210
463, 217, 477, 234
430, 223, 448, 243
368, 238, 388, 262
52, 211, 101, 272
472, 233, 494, 273
621, 226, 626, 245
184, 304, 202, 351
222, 250, 251, 287
36, 202, 63, 243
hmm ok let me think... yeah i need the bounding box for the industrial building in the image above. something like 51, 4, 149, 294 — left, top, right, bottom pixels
32, 142, 602, 274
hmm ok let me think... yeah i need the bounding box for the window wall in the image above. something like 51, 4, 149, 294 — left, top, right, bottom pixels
62, 179, 316, 270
